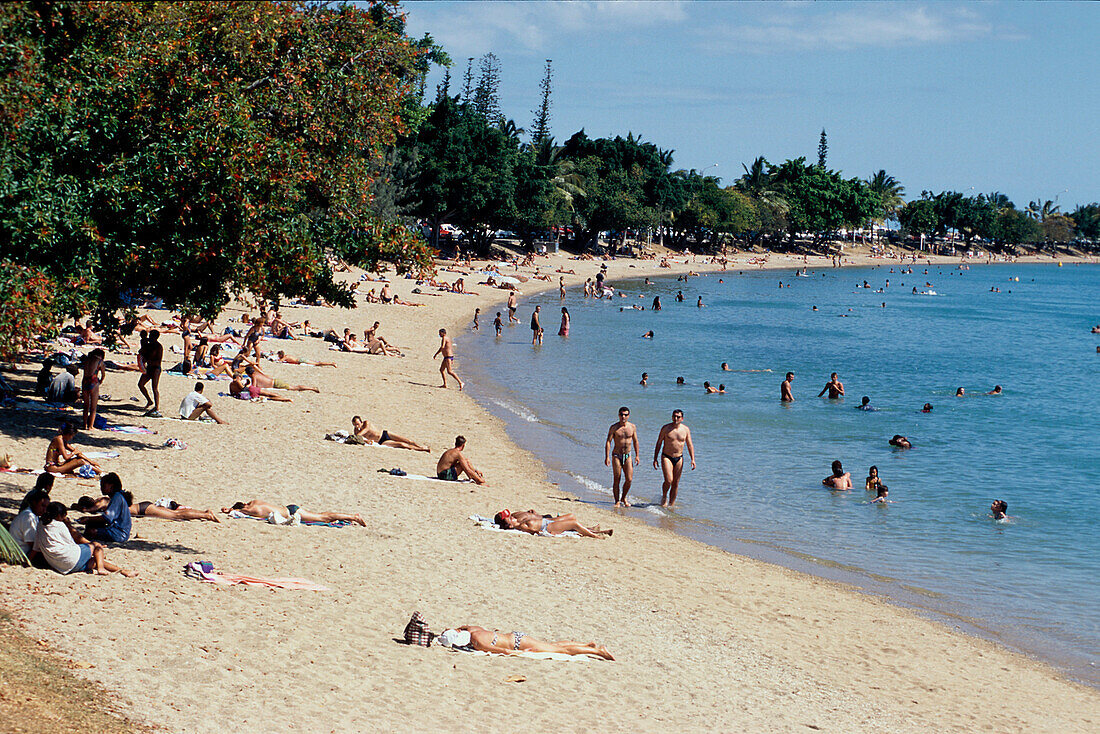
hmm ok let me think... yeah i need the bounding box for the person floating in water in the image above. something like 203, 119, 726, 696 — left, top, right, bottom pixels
653, 409, 695, 508
717, 384, 725, 394
990, 499, 1009, 520
818, 372, 844, 399
696, 296, 704, 308
605, 406, 640, 507
721, 362, 731, 371
955, 387, 965, 397
856, 395, 877, 411
987, 385, 1002, 395
822, 460, 852, 490
675, 376, 685, 385
921, 403, 933, 413
639, 372, 648, 386
870, 486, 890, 504
641, 330, 654, 339
781, 372, 794, 402
703, 381, 718, 394
889, 434, 912, 449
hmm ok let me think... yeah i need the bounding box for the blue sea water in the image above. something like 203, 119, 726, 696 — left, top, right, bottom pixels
462, 261, 1100, 685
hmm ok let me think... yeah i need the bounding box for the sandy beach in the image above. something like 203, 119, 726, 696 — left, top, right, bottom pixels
1, 249, 1098, 733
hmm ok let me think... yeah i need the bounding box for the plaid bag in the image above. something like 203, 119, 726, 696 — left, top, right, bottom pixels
403, 611, 432, 647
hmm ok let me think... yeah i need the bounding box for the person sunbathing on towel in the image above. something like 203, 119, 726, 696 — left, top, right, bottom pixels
436, 436, 486, 484
221, 499, 366, 526
74, 495, 220, 522
352, 416, 430, 452
493, 509, 612, 539
229, 374, 292, 402
244, 365, 319, 393
275, 350, 336, 368
437, 626, 614, 660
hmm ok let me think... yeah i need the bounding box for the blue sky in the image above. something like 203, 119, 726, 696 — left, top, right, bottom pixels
402, 1, 1099, 210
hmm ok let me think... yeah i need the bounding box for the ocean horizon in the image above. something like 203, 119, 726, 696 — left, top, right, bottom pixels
464, 260, 1100, 686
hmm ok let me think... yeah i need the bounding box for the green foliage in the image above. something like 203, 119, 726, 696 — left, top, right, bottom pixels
530, 59, 553, 146
1041, 214, 1075, 244
771, 158, 876, 243
898, 199, 939, 240
0, 260, 90, 360
817, 129, 828, 169
991, 208, 1042, 246
0, 1, 434, 322
1070, 204, 1100, 241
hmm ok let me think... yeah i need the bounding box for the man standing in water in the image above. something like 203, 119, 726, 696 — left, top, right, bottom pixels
653, 409, 695, 508
434, 328, 463, 390
507, 291, 519, 323
605, 407, 640, 507
818, 372, 844, 399
781, 372, 794, 402
530, 305, 542, 345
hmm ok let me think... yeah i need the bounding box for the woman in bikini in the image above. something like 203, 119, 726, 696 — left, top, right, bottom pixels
493, 509, 612, 539
81, 348, 106, 429
45, 423, 100, 475
75, 495, 220, 522
442, 625, 614, 660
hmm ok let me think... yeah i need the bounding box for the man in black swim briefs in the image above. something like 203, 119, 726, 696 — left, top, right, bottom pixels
653, 409, 695, 508
351, 416, 430, 452
605, 407, 640, 507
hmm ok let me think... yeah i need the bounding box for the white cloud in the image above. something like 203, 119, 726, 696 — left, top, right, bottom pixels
403, 1, 688, 58
703, 5, 1011, 53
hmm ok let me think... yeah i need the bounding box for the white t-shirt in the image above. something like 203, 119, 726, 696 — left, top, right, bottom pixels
179, 390, 209, 419
9, 508, 39, 554
34, 520, 83, 574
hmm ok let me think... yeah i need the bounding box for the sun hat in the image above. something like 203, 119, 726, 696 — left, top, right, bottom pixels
436, 629, 471, 648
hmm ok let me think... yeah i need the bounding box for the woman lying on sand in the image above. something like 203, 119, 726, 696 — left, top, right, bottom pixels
437, 626, 614, 660
74, 495, 220, 523
493, 509, 612, 539
221, 499, 366, 526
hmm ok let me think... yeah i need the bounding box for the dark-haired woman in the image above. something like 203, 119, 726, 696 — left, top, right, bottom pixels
34, 502, 137, 577
82, 473, 132, 543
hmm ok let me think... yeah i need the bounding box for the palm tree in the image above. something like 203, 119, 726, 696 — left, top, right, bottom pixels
865, 170, 905, 242
736, 157, 787, 210
1026, 199, 1059, 221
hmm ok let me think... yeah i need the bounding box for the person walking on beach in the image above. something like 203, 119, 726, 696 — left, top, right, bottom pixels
507, 291, 519, 323
530, 306, 543, 345
653, 409, 695, 508
781, 372, 794, 402
818, 372, 844, 399
558, 307, 570, 337
605, 407, 640, 507
137, 330, 163, 417
434, 329, 463, 390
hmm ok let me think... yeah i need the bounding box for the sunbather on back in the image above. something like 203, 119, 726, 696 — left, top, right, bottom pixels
221, 499, 366, 526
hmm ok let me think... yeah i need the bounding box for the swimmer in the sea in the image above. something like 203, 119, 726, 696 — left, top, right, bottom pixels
721, 362, 731, 371
870, 486, 890, 504
818, 372, 844, 399
865, 465, 886, 492
822, 460, 852, 490
956, 387, 965, 396
856, 395, 876, 411
640, 372, 648, 386
703, 381, 718, 394
676, 376, 685, 385
641, 330, 654, 339
990, 499, 1009, 520
987, 385, 1002, 395
889, 434, 912, 449
781, 372, 794, 402
921, 403, 933, 413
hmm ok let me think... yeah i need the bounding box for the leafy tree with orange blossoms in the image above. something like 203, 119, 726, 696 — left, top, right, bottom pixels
0, 1, 435, 327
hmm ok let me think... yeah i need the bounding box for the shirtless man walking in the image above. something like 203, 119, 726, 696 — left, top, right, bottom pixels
604, 406, 640, 507
780, 372, 794, 402
652, 409, 695, 507
138, 330, 163, 416
352, 416, 429, 452
818, 372, 845, 399
434, 328, 463, 390
435, 435, 485, 484
507, 291, 519, 323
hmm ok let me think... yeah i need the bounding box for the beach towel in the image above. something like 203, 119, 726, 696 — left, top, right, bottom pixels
469, 515, 579, 538
0, 398, 73, 413
226, 510, 350, 528
440, 646, 604, 662
82, 451, 120, 460
184, 561, 327, 591
380, 469, 472, 483
102, 424, 157, 434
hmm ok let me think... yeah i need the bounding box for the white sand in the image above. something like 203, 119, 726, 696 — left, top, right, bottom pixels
1, 250, 1097, 733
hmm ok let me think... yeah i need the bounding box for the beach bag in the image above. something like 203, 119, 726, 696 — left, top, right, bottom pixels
404, 611, 432, 647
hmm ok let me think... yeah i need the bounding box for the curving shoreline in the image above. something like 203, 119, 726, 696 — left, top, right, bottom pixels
1, 249, 1097, 732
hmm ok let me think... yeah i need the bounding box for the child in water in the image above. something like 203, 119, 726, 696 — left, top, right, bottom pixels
990, 500, 1009, 521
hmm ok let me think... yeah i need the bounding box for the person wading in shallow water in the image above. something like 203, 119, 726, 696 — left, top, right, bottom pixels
653, 409, 695, 508
605, 407, 640, 507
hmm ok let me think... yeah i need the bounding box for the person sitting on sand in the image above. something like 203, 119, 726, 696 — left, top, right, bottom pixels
865, 465, 887, 492
74, 495, 220, 523
351, 416, 429, 452
435, 626, 613, 660
889, 434, 912, 449
34, 502, 137, 577
244, 365, 319, 393
275, 350, 336, 368
436, 435, 485, 484
46, 364, 81, 404
10, 487, 50, 558
221, 499, 366, 526
80, 472, 132, 543
822, 460, 852, 489
179, 382, 228, 423
366, 333, 403, 357
990, 499, 1009, 520
493, 509, 612, 539
44, 422, 101, 475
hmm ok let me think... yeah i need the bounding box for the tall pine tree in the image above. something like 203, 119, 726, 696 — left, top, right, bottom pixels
472, 52, 502, 123
817, 128, 828, 168
461, 57, 474, 102
531, 59, 553, 145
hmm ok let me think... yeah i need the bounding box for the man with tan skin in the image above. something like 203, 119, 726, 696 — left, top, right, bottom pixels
138, 330, 164, 416
781, 372, 794, 402
434, 328, 463, 390
221, 499, 366, 526
653, 409, 695, 508
435, 435, 485, 484
507, 291, 519, 323
818, 372, 845, 398
604, 407, 640, 507
244, 365, 319, 393
275, 350, 336, 368
352, 416, 429, 452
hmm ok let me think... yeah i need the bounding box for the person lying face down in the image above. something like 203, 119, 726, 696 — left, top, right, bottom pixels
492, 509, 612, 539
435, 626, 614, 660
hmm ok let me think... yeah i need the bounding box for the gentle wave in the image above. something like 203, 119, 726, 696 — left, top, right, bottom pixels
489, 398, 539, 423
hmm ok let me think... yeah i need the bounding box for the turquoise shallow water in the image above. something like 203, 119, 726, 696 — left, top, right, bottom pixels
462, 262, 1100, 685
